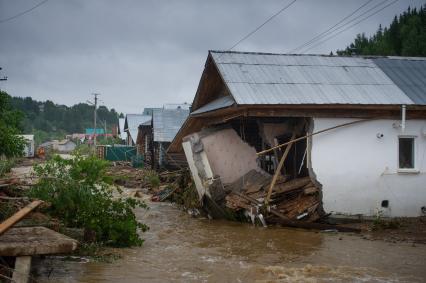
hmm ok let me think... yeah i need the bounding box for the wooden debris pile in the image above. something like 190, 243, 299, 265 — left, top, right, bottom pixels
224, 170, 322, 223
105, 164, 150, 188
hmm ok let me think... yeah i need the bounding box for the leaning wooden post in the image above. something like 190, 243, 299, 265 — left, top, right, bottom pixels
265, 133, 296, 205
0, 200, 43, 236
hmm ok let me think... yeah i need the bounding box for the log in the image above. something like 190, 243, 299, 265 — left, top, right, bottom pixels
0, 200, 43, 236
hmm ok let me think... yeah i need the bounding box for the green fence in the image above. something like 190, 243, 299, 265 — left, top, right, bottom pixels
105, 146, 137, 162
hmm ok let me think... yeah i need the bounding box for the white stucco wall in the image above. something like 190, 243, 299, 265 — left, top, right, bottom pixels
311, 118, 426, 217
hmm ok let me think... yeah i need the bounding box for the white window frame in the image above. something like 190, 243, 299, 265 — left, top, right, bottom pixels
397, 135, 419, 174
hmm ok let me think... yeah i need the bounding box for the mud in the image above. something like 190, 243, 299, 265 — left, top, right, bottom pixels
30, 199, 426, 282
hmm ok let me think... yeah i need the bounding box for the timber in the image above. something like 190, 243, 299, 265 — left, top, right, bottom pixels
274, 177, 312, 194
0, 227, 78, 256
257, 119, 374, 156
0, 200, 43, 236
270, 210, 361, 233
265, 133, 296, 204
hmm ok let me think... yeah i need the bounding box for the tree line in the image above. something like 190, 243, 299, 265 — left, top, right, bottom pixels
337, 6, 426, 56
4, 92, 121, 145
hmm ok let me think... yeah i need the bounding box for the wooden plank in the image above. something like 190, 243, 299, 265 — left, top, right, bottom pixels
12, 256, 32, 283
274, 177, 312, 194
0, 227, 78, 256
0, 200, 43, 236
265, 133, 296, 204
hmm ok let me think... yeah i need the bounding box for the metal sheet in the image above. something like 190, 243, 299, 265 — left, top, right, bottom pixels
210, 51, 415, 105
153, 109, 190, 142
191, 95, 235, 115
373, 58, 426, 105
125, 114, 151, 143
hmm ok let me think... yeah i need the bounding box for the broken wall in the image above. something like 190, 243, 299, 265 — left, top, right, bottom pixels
201, 128, 260, 184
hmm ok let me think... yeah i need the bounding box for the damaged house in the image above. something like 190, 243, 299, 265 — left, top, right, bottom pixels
168, 51, 426, 224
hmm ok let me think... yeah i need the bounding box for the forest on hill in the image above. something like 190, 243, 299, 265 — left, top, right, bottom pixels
8, 93, 121, 144
337, 6, 426, 56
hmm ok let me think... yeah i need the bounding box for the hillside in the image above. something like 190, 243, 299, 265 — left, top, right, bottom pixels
337, 6, 426, 56
9, 94, 121, 144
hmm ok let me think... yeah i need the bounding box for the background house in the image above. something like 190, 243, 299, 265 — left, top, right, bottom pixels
124, 114, 151, 146
151, 107, 189, 169
17, 135, 35, 157
169, 50, 426, 218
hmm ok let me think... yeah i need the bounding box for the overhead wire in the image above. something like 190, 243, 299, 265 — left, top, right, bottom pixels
0, 0, 49, 24
301, 0, 400, 53
225, 0, 298, 52
287, 0, 375, 54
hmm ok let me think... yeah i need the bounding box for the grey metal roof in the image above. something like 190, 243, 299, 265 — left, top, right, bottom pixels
191, 95, 235, 115
124, 114, 151, 143
153, 109, 190, 142
373, 58, 426, 105
210, 51, 415, 105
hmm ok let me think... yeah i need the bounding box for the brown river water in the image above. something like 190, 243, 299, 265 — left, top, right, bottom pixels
33, 201, 426, 283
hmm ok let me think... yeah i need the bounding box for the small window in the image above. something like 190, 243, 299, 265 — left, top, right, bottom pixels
399, 137, 415, 169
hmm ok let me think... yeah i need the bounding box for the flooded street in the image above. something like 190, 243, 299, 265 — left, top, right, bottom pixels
34, 201, 426, 282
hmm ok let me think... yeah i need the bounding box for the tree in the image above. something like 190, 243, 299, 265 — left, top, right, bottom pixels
0, 91, 25, 157
337, 5, 426, 56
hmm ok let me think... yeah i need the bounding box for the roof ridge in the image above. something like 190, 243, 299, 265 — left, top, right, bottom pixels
209, 50, 426, 60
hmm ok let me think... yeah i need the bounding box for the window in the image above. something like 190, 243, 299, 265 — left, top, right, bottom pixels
399, 137, 415, 169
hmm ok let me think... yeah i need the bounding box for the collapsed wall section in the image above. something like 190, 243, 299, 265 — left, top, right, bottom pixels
182, 118, 325, 223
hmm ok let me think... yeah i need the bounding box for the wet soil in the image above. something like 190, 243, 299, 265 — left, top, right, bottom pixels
32, 200, 426, 283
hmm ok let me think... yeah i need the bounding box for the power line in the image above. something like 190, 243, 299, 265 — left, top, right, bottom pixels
301, 0, 400, 54
288, 0, 375, 54
0, 0, 49, 24
297, 0, 393, 53
226, 0, 298, 52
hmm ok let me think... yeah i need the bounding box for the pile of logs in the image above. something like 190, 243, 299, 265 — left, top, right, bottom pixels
224, 170, 322, 222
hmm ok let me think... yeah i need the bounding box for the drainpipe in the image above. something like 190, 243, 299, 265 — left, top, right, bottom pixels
401, 105, 406, 133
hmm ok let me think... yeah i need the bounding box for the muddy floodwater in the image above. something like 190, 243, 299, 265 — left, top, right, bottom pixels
34, 201, 426, 282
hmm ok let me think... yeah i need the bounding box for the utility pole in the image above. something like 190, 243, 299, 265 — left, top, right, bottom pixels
0, 68, 7, 92
92, 93, 100, 151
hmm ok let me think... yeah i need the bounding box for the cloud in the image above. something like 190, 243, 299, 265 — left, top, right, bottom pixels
0, 0, 424, 113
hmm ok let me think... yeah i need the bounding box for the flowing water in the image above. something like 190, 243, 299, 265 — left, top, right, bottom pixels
34, 201, 426, 282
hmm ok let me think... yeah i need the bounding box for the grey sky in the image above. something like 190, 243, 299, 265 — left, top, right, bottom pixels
0, 0, 424, 113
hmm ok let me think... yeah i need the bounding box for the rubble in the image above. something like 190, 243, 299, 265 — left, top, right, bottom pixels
223, 170, 322, 224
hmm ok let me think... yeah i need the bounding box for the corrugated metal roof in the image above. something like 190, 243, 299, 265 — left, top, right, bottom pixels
191, 95, 235, 115
153, 109, 190, 142
125, 114, 151, 143
210, 51, 415, 105
373, 58, 426, 105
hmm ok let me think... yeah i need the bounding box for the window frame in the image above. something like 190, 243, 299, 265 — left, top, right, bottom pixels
397, 135, 419, 174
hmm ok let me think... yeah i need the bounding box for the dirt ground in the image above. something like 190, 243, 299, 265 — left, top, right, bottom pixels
345, 219, 426, 245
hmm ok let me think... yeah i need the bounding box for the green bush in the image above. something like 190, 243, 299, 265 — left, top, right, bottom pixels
29, 155, 149, 247
0, 158, 16, 177
146, 171, 160, 188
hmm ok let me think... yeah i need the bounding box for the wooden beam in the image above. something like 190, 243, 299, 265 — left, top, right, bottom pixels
265, 133, 296, 204
270, 210, 361, 233
0, 200, 43, 236
12, 256, 32, 283
257, 119, 373, 156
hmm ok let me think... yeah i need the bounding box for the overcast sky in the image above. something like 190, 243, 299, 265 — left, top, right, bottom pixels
0, 0, 424, 113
